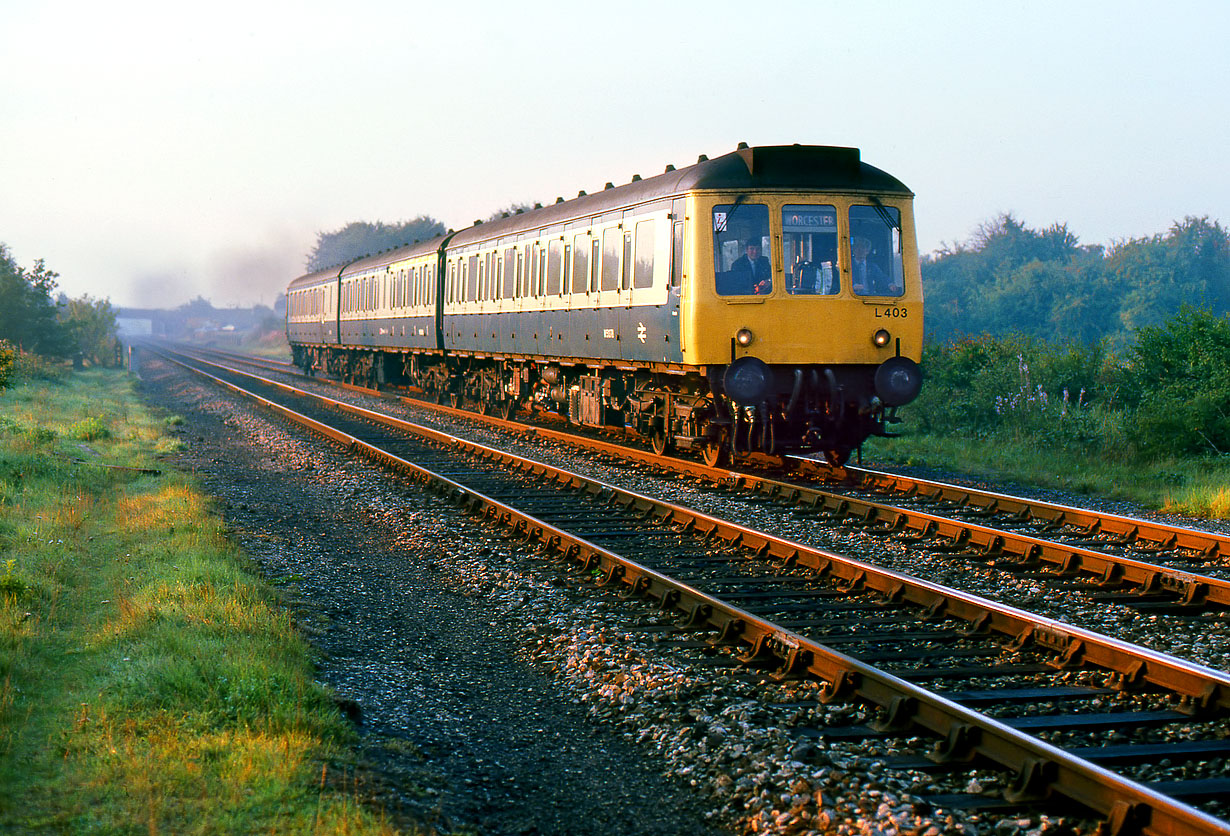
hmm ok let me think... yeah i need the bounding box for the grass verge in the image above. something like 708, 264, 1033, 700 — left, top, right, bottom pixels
864, 429, 1230, 518
0, 368, 397, 833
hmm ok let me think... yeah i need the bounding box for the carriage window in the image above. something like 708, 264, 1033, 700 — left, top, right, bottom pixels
591, 238, 599, 292
503, 248, 517, 298
601, 228, 621, 291
572, 234, 589, 294
782, 205, 839, 295
526, 245, 537, 297
713, 203, 770, 295
633, 220, 655, 289
849, 204, 904, 297
671, 221, 683, 288
546, 239, 563, 295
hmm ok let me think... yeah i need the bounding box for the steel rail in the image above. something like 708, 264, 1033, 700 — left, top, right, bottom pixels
153, 347, 1230, 836
804, 461, 1230, 560
180, 344, 1230, 570
165, 346, 1230, 606
383, 382, 1230, 609
729, 473, 1230, 610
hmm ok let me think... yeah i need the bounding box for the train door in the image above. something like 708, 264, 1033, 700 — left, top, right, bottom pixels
326, 281, 337, 343
667, 211, 685, 359
620, 216, 669, 363
594, 225, 623, 360
564, 231, 592, 358
615, 225, 636, 360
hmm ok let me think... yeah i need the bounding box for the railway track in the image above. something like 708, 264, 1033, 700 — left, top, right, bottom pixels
147, 343, 1230, 835
185, 344, 1230, 617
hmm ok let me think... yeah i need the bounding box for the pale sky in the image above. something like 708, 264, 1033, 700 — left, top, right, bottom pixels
2, 0, 1226, 309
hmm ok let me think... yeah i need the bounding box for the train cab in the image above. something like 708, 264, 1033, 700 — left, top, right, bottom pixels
675, 145, 924, 462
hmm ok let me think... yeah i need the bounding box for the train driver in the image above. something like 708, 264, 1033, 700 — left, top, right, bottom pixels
731, 240, 773, 295
851, 236, 898, 296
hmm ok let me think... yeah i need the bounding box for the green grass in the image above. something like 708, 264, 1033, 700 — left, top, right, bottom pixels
0, 368, 399, 833
865, 428, 1230, 518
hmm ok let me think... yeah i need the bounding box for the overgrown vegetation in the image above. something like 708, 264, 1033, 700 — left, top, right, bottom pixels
0, 243, 120, 369
878, 307, 1230, 516
885, 212, 1230, 516
0, 369, 397, 833
0, 340, 13, 389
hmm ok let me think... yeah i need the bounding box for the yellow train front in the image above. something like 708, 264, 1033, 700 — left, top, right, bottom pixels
670, 144, 923, 465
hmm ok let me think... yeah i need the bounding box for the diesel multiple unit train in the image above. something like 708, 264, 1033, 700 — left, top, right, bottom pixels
286, 144, 924, 465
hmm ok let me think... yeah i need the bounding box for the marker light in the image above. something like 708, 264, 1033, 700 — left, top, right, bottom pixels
873, 329, 891, 347
735, 328, 755, 347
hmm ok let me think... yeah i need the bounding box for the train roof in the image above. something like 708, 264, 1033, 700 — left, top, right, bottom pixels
287, 144, 913, 285
337, 236, 447, 275
287, 265, 345, 291
287, 235, 448, 288
448, 144, 912, 248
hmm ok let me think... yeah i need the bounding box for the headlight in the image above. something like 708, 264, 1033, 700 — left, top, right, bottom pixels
735, 328, 754, 347
873, 329, 891, 347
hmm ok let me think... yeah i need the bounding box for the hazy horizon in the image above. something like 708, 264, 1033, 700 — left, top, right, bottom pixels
3, 0, 1226, 310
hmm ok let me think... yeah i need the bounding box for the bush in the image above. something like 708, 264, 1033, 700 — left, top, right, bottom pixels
0, 341, 13, 389
11, 351, 67, 383
911, 334, 1109, 449
1121, 307, 1230, 456
68, 416, 111, 441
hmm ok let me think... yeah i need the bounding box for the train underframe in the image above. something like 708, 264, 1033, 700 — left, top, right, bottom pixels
292, 344, 907, 466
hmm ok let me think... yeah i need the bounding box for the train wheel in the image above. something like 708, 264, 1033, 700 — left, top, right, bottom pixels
700, 432, 729, 468
501, 399, 518, 420
650, 428, 670, 456
449, 392, 461, 409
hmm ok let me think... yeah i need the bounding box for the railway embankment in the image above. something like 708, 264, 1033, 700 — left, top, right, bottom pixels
1, 363, 726, 834
0, 369, 395, 833
862, 321, 1230, 519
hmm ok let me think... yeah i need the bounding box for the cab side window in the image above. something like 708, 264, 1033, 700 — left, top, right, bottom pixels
712, 203, 770, 296
849, 205, 905, 297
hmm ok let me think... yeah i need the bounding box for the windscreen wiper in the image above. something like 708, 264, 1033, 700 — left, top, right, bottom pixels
714, 193, 749, 233
870, 196, 900, 232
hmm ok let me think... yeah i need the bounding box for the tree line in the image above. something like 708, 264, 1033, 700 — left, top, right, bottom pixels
305, 217, 447, 271
303, 206, 533, 271
0, 243, 119, 386
923, 213, 1230, 348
